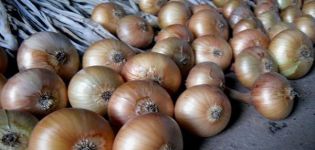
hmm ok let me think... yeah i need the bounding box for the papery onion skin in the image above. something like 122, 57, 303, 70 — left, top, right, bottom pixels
186, 62, 225, 89
151, 37, 195, 76
155, 24, 194, 43
277, 0, 302, 10
1, 68, 67, 116
255, 1, 278, 16
269, 29, 314, 79
0, 110, 38, 150
257, 10, 282, 31
0, 48, 8, 73
267, 22, 296, 39
230, 29, 270, 58
158, 1, 191, 28
108, 80, 174, 127
229, 6, 256, 28
189, 9, 229, 40
213, 0, 231, 8
302, 1, 315, 18
222, 0, 244, 19
113, 113, 183, 150
233, 19, 263, 35
192, 4, 217, 14
192, 35, 233, 70
68, 66, 124, 116
82, 39, 135, 73
234, 47, 278, 89
91, 3, 126, 34
117, 15, 154, 48
175, 85, 231, 137
139, 0, 168, 15
17, 32, 79, 81
122, 52, 181, 94
281, 5, 303, 23
294, 15, 315, 43
251, 72, 295, 120
29, 108, 114, 150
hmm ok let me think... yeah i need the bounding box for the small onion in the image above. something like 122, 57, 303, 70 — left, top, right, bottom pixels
0, 48, 8, 73
108, 80, 174, 127
189, 10, 229, 40
122, 52, 181, 94
175, 85, 231, 137
82, 39, 135, 73
17, 32, 79, 80
267, 22, 296, 39
1, 68, 67, 116
269, 29, 314, 79
302, 1, 315, 18
192, 35, 233, 70
29, 108, 114, 150
277, 0, 302, 10
113, 113, 183, 150
234, 47, 278, 88
68, 66, 124, 116
117, 15, 153, 48
186, 62, 225, 89
233, 18, 263, 35
222, 0, 245, 19
294, 15, 315, 43
213, 0, 231, 8
255, 1, 278, 16
257, 10, 282, 30
91, 3, 126, 34
0, 110, 38, 150
251, 72, 295, 120
229, 5, 256, 28
151, 37, 195, 76
158, 1, 191, 28
155, 24, 194, 43
281, 5, 303, 23
139, 0, 168, 15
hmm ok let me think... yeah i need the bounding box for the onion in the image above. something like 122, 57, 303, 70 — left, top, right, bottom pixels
155, 24, 194, 43
232, 18, 264, 35
213, 0, 231, 8
29, 108, 114, 150
257, 10, 282, 30
1, 68, 67, 116
229, 5, 256, 28
222, 0, 245, 19
0, 48, 8, 73
158, 1, 191, 28
255, 1, 279, 16
139, 0, 168, 15
267, 22, 296, 39
294, 15, 315, 43
82, 39, 135, 73
192, 4, 218, 14
277, 0, 302, 10
281, 5, 303, 23
302, 1, 315, 18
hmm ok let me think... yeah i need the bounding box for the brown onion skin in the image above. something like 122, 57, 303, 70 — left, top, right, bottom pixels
122, 52, 181, 94
29, 108, 114, 150
302, 1, 315, 18
186, 62, 225, 89
139, 0, 168, 15
251, 72, 294, 120
68, 66, 124, 116
158, 1, 191, 28
277, 0, 302, 10
268, 29, 314, 79
229, 5, 256, 28
257, 10, 282, 31
267, 22, 296, 39
192, 4, 218, 14
222, 0, 244, 19
281, 5, 303, 23
1, 68, 67, 117
175, 85, 231, 137
213, 0, 231, 8
155, 24, 194, 43
113, 113, 183, 150
294, 15, 315, 43
189, 9, 229, 40
234, 47, 278, 89
192, 35, 233, 70
108, 80, 174, 127
91, 3, 126, 34
151, 37, 195, 76
82, 39, 135, 73
230, 29, 270, 58
0, 48, 8, 73
233, 19, 263, 35
117, 15, 153, 48
17, 32, 79, 81
255, 1, 279, 16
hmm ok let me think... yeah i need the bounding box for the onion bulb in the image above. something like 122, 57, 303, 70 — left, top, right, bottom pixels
139, 0, 168, 15
302, 1, 315, 18
29, 108, 114, 150
113, 113, 183, 150
189, 9, 229, 40
281, 5, 302, 23
267, 22, 296, 39
233, 18, 264, 35
269, 29, 314, 79
91, 3, 126, 34
222, 0, 245, 19
257, 10, 282, 30
251, 72, 295, 120
82, 39, 135, 73
229, 5, 256, 28
17, 32, 79, 80
294, 15, 315, 43
108, 80, 174, 127
192, 35, 232, 70
0, 110, 38, 150
234, 47, 278, 88
122, 52, 181, 94
158, 1, 191, 28
175, 85, 231, 137
0, 48, 8, 73
255, 1, 278, 16
230, 29, 270, 58
1, 68, 67, 116
117, 15, 153, 48
151, 37, 195, 76
186, 62, 225, 89
155, 24, 194, 43
277, 0, 302, 10
68, 66, 124, 116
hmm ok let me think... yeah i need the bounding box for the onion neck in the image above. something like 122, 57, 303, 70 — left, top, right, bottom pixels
55, 50, 67, 64
101, 91, 113, 102
225, 87, 252, 104
73, 139, 97, 150
135, 97, 159, 115
112, 52, 125, 63
160, 144, 174, 150
1, 132, 20, 147
39, 93, 55, 111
